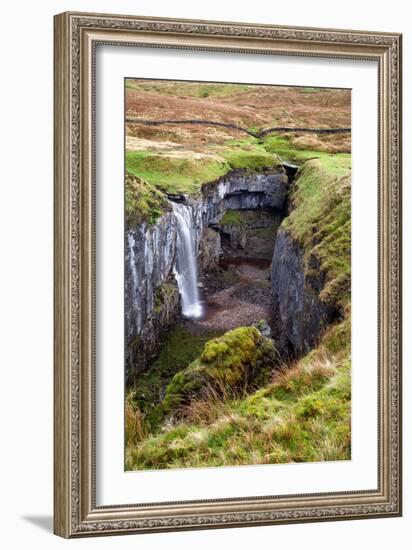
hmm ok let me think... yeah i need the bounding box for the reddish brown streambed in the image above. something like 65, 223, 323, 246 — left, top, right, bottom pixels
187, 257, 272, 333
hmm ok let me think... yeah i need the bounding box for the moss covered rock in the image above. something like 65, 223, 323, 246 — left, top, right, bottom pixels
151, 327, 278, 422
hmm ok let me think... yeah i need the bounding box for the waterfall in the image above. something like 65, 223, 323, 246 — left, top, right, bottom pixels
172, 202, 202, 318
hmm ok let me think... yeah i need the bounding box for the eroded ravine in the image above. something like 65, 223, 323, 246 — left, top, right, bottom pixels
125, 166, 290, 384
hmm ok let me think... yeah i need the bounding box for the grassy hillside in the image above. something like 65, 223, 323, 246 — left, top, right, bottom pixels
126, 319, 350, 469
125, 80, 351, 199
126, 138, 282, 196
125, 172, 170, 228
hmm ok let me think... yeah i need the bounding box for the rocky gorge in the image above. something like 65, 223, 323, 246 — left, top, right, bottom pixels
125, 157, 347, 386
125, 166, 289, 382
124, 80, 352, 469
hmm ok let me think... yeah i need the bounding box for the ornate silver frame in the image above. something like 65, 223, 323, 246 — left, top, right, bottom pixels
53, 11, 402, 538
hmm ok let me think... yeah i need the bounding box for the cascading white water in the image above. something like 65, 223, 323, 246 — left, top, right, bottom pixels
172, 202, 203, 318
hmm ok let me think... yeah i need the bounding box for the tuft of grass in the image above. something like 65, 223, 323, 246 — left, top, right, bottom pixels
125, 399, 146, 446
323, 316, 351, 354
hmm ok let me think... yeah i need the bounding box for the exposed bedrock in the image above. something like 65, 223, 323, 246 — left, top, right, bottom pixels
126, 279, 180, 386
270, 228, 339, 357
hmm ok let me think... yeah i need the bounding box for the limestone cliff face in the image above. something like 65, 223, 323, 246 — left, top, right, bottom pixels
125, 213, 180, 381
270, 228, 339, 357
125, 212, 177, 341
199, 168, 288, 262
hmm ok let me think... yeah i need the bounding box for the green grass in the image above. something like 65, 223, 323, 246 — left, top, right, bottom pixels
126, 324, 351, 470
125, 138, 281, 196
282, 157, 351, 307
126, 150, 230, 195
221, 141, 280, 172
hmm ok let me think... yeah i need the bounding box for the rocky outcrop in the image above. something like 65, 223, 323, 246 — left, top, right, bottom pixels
150, 326, 278, 424
125, 213, 180, 380
270, 228, 339, 357
202, 168, 288, 225
217, 209, 283, 259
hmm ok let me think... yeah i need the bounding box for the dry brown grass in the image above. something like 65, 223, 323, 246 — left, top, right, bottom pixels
270, 350, 337, 389
125, 81, 351, 150
289, 132, 351, 154
125, 402, 146, 445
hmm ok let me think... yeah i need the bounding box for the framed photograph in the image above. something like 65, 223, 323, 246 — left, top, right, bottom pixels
54, 12, 402, 538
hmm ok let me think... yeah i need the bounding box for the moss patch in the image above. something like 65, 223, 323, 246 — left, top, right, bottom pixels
221, 209, 281, 229
220, 210, 246, 226
153, 282, 178, 314
125, 172, 170, 228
